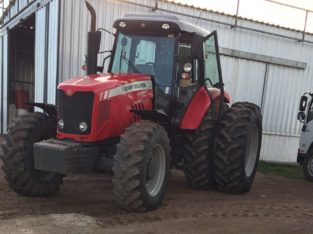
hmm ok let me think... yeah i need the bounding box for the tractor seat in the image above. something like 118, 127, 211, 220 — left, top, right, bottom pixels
135, 64, 155, 76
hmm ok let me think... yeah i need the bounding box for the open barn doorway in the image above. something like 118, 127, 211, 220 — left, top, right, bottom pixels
8, 14, 35, 124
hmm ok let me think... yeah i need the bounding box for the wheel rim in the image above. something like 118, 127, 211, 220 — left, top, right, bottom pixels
307, 157, 313, 177
146, 144, 166, 197
245, 125, 259, 177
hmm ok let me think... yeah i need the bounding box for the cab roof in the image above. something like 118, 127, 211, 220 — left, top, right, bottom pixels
113, 14, 210, 37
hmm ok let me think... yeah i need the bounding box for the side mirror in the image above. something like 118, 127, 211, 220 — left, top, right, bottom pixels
299, 95, 308, 112
298, 111, 306, 122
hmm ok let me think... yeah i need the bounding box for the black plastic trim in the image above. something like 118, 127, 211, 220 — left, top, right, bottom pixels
131, 109, 169, 126
25, 102, 57, 118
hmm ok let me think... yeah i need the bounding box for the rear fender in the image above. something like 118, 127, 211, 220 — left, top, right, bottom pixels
180, 87, 210, 130
180, 87, 230, 130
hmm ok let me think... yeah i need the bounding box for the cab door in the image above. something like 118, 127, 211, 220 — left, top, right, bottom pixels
175, 31, 227, 130
203, 31, 223, 88
202, 31, 225, 119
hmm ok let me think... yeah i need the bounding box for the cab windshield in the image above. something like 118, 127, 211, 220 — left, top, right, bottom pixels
111, 32, 176, 95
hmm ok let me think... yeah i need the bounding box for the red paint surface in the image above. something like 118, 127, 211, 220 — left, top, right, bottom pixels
180, 87, 211, 130
56, 73, 153, 142
180, 87, 230, 130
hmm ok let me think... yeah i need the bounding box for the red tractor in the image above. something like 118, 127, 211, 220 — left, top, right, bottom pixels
0, 1, 262, 212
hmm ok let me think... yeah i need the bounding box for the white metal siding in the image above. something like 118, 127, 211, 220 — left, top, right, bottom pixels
34, 6, 46, 107
221, 56, 266, 107
10, 1, 18, 17
262, 65, 305, 136
47, 0, 59, 105
19, 0, 29, 10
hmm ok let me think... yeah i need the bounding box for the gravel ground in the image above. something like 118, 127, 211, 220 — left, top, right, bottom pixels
0, 168, 313, 233
1, 136, 313, 233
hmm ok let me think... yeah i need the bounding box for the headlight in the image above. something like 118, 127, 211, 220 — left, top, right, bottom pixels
183, 63, 192, 72
162, 23, 170, 30
119, 21, 126, 28
58, 119, 64, 130
79, 122, 88, 132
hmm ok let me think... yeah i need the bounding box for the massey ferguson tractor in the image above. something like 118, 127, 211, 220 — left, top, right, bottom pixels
0, 1, 262, 212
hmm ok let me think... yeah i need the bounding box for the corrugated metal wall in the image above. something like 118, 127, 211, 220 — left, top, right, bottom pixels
34, 6, 47, 106
58, 0, 313, 162
35, 0, 59, 108
34, 0, 59, 108
221, 56, 266, 107
46, 0, 59, 104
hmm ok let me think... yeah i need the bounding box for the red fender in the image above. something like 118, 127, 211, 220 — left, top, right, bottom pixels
180, 87, 210, 130
180, 87, 230, 130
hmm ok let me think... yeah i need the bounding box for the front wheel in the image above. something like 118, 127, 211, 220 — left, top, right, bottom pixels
303, 150, 313, 182
112, 120, 171, 212
214, 102, 262, 193
0, 112, 63, 196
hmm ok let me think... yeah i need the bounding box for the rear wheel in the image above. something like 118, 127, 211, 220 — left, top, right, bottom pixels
303, 150, 313, 182
112, 120, 170, 212
181, 112, 216, 188
214, 102, 262, 193
0, 112, 63, 196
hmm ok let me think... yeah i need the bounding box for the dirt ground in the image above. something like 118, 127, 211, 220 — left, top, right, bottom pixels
0, 160, 313, 234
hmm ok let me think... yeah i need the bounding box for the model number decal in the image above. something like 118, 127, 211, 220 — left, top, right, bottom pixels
99, 80, 152, 101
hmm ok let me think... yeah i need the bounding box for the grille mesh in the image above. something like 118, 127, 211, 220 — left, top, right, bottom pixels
57, 90, 94, 135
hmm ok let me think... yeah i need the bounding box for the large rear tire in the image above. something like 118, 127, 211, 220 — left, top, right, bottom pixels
181, 113, 215, 188
0, 112, 63, 196
214, 102, 262, 193
112, 120, 170, 212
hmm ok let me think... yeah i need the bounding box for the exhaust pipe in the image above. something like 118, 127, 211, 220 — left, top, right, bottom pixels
85, 0, 101, 75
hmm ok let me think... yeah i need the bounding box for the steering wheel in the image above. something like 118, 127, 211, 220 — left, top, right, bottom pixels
145, 62, 154, 66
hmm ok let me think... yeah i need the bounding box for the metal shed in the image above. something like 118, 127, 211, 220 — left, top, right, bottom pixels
0, 0, 312, 163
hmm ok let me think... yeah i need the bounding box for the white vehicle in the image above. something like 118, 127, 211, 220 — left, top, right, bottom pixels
297, 93, 313, 181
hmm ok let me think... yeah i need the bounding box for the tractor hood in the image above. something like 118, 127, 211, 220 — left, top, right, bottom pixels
57, 73, 152, 94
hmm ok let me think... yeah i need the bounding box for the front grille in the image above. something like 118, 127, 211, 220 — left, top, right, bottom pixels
57, 90, 94, 135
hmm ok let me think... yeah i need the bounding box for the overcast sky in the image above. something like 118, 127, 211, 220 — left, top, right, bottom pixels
171, 0, 313, 32
1, 0, 313, 32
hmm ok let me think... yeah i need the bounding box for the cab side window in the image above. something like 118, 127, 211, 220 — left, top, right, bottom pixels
203, 35, 220, 88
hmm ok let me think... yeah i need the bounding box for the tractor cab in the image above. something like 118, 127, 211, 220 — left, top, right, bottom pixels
108, 15, 226, 125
